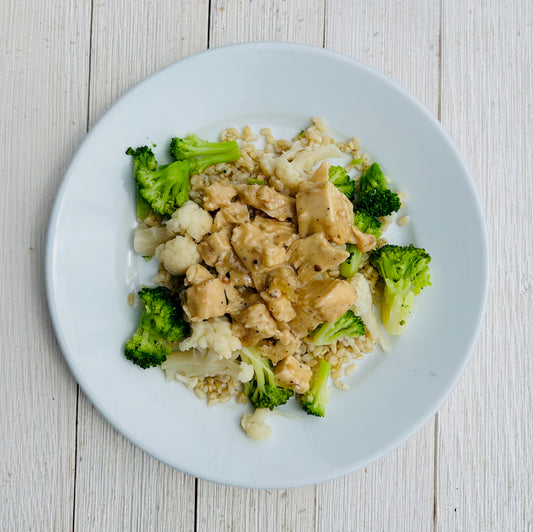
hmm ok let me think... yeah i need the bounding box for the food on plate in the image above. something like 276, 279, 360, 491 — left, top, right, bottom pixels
369, 244, 432, 335
123, 118, 431, 438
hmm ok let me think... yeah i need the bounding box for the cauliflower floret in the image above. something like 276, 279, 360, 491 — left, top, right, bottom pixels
260, 141, 343, 192
240, 408, 272, 441
155, 235, 201, 276
179, 317, 242, 359
162, 349, 253, 383
350, 273, 391, 353
166, 200, 213, 242
133, 225, 172, 256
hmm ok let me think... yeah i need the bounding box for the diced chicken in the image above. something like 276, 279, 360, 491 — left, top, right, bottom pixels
351, 224, 377, 253
260, 290, 296, 323
198, 228, 233, 267
295, 162, 356, 245
290, 278, 357, 337
251, 216, 298, 247
224, 285, 261, 317
212, 202, 250, 232
231, 303, 279, 346
230, 223, 286, 274
183, 278, 227, 322
259, 267, 298, 322
273, 355, 312, 394
237, 184, 296, 221
260, 330, 300, 365
288, 233, 349, 282
185, 264, 215, 285
202, 181, 238, 211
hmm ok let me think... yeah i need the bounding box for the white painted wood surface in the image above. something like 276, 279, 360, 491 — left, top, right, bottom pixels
1, 1, 531, 531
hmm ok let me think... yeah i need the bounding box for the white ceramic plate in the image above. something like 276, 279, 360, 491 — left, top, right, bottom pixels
46, 43, 489, 488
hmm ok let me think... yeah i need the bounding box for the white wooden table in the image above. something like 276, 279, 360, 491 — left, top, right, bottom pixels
2, 1, 532, 530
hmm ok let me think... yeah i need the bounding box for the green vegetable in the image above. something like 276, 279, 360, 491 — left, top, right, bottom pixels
169, 134, 241, 174
310, 310, 366, 346
247, 178, 268, 186
340, 211, 382, 278
357, 162, 401, 217
369, 244, 431, 335
240, 346, 293, 410
298, 359, 331, 417
126, 146, 190, 218
328, 165, 355, 200
124, 286, 189, 369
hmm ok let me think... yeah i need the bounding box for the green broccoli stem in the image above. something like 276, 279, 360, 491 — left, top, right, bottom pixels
189, 147, 241, 175
340, 244, 363, 278
241, 347, 267, 389
136, 189, 153, 219
381, 278, 415, 335
312, 359, 331, 399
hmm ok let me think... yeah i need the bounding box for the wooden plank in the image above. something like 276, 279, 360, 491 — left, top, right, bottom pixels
196, 485, 316, 531
317, 1, 441, 530
209, 0, 325, 47
0, 0, 91, 530
437, 1, 533, 530
73, 1, 208, 530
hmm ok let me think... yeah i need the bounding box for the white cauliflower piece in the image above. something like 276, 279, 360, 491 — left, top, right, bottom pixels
240, 408, 272, 441
166, 200, 213, 242
133, 225, 171, 256
162, 349, 253, 383
350, 273, 391, 353
260, 141, 343, 192
155, 235, 201, 276
179, 317, 242, 359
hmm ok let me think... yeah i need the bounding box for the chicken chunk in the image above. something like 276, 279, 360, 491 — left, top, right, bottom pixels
183, 278, 227, 322
185, 263, 215, 285
288, 233, 349, 282
259, 330, 300, 365
231, 303, 279, 346
237, 184, 296, 221
273, 355, 312, 394
230, 223, 286, 274
198, 228, 233, 267
202, 181, 238, 211
351, 224, 377, 253
259, 267, 298, 322
251, 216, 298, 247
224, 285, 261, 317
290, 278, 357, 337
212, 201, 250, 232
295, 162, 356, 245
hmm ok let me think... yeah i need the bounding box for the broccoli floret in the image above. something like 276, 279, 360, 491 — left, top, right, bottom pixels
369, 244, 431, 335
340, 211, 383, 278
310, 310, 366, 346
124, 286, 189, 369
126, 146, 190, 218
357, 162, 401, 217
240, 346, 293, 410
328, 165, 356, 200
298, 359, 331, 417
169, 134, 241, 174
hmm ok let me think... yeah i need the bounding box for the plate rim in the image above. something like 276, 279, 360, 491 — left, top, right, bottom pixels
45, 41, 490, 488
